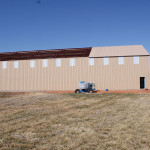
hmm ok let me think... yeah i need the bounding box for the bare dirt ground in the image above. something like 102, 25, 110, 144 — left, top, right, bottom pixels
0, 93, 150, 150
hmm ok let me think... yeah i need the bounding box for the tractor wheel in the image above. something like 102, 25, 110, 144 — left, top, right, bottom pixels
75, 89, 80, 93
88, 89, 93, 93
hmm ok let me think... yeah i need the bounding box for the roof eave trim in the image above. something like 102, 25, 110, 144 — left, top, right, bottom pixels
89, 55, 150, 58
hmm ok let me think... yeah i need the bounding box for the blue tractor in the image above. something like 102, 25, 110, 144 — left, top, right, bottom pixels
75, 81, 96, 93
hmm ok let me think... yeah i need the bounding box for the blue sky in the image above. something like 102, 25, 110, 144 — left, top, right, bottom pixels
0, 0, 150, 53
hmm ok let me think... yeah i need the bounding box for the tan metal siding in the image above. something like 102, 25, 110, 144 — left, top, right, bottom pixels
90, 45, 149, 57
0, 56, 149, 91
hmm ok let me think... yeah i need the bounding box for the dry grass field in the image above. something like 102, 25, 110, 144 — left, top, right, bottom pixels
0, 92, 150, 150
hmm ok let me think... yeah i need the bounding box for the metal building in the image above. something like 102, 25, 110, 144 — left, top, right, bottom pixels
0, 45, 149, 91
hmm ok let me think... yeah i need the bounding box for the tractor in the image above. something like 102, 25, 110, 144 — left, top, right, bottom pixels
75, 81, 96, 93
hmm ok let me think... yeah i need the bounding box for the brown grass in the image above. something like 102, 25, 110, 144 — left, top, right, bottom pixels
0, 92, 150, 150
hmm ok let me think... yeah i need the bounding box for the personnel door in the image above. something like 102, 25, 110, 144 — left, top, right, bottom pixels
140, 77, 145, 89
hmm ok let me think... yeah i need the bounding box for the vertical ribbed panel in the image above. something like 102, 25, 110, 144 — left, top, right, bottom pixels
0, 56, 149, 91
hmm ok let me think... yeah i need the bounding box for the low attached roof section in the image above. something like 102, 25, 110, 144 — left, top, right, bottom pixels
0, 47, 92, 61
89, 45, 149, 58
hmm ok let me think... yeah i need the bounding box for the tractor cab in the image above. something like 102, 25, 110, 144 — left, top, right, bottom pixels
75, 81, 96, 93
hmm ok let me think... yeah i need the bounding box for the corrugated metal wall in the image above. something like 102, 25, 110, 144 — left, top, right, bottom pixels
0, 56, 149, 91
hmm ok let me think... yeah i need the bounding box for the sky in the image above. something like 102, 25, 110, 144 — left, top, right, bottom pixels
0, 0, 150, 53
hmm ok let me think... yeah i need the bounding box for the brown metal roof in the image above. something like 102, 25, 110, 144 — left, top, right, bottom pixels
89, 45, 149, 58
0, 47, 92, 61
